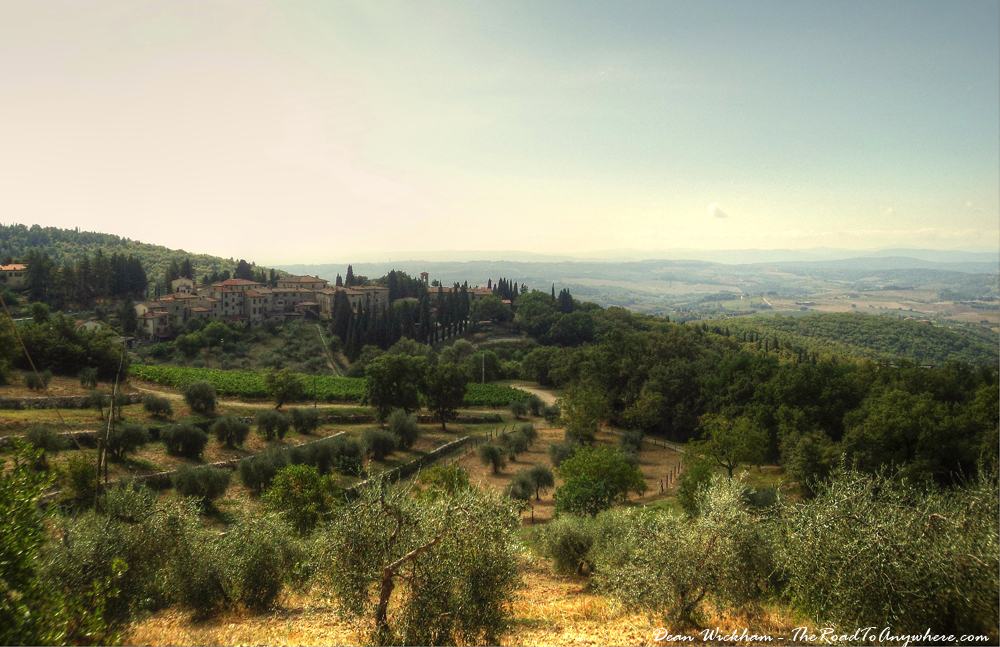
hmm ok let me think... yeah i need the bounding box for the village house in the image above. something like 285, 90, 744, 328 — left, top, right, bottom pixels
0, 263, 27, 289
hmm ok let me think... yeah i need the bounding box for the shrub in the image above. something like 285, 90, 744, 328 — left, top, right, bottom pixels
526, 394, 544, 416
26, 424, 68, 464
212, 416, 250, 448
536, 514, 601, 576
677, 456, 714, 517
106, 423, 151, 460
548, 441, 577, 468
526, 464, 555, 501
60, 454, 100, 509
142, 393, 173, 418
417, 462, 472, 500
289, 407, 320, 435
386, 408, 420, 449
40, 485, 194, 640
318, 483, 522, 645
172, 464, 231, 508
23, 370, 52, 391
518, 423, 538, 446
592, 477, 776, 626
263, 464, 340, 535
239, 450, 289, 496
542, 404, 561, 424
478, 442, 507, 474
779, 468, 999, 637
499, 431, 529, 461
619, 429, 644, 454
333, 436, 364, 476
363, 428, 398, 461
217, 516, 296, 610
506, 470, 534, 501
88, 389, 111, 418
509, 400, 528, 419
183, 380, 216, 414
161, 423, 209, 458
554, 445, 647, 517
255, 409, 291, 440
78, 367, 99, 388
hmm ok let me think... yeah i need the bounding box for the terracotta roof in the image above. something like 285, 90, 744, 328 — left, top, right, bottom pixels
245, 291, 269, 297
280, 275, 329, 283
214, 279, 261, 287
191, 307, 210, 312
0, 264, 27, 271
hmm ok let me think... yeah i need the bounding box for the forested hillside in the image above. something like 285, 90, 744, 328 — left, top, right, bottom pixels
723, 313, 998, 366
0, 223, 281, 289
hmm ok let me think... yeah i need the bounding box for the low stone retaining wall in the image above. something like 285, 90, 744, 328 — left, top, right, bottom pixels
344, 435, 475, 499
0, 393, 142, 410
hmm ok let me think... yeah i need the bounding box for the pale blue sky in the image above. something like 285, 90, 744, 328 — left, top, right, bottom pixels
0, 1, 996, 262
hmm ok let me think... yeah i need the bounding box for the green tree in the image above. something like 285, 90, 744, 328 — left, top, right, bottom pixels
263, 464, 340, 535
362, 354, 426, 421
554, 445, 647, 516
689, 414, 767, 479
264, 367, 304, 409
560, 385, 609, 444
421, 363, 468, 430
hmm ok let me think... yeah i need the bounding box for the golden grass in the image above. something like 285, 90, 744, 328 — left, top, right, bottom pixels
125, 554, 800, 647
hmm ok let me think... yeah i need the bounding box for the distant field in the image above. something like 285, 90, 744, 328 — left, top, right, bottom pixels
130, 364, 528, 407
724, 312, 999, 366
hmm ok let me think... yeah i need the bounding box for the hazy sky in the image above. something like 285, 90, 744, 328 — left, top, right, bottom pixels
1, 1, 997, 263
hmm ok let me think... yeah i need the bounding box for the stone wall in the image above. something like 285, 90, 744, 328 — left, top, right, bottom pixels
0, 393, 142, 410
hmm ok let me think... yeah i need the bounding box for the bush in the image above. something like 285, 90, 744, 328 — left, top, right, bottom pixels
592, 477, 775, 626
212, 416, 250, 448
142, 393, 173, 418
239, 450, 289, 496
23, 370, 52, 391
217, 516, 296, 610
289, 407, 320, 435
161, 423, 209, 458
363, 428, 398, 461
255, 410, 291, 440
779, 468, 999, 637
78, 367, 99, 388
499, 431, 529, 461
526, 394, 544, 416
183, 380, 216, 414
542, 404, 561, 424
87, 389, 111, 417
677, 456, 714, 517
619, 429, 644, 454
172, 464, 231, 508
263, 464, 340, 535
60, 454, 100, 509
554, 445, 647, 517
478, 442, 507, 474
518, 423, 538, 446
536, 515, 602, 576
386, 408, 420, 449
548, 441, 577, 468
318, 483, 522, 645
26, 424, 68, 461
106, 423, 151, 460
509, 400, 528, 419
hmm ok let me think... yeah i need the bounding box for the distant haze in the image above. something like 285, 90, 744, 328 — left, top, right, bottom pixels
1, 2, 997, 261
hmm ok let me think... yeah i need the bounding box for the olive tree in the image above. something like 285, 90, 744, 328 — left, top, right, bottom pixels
318, 481, 522, 645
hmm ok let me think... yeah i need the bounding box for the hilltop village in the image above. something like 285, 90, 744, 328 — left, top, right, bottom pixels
134, 273, 496, 340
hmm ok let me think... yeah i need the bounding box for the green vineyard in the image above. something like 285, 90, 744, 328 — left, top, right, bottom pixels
130, 364, 528, 407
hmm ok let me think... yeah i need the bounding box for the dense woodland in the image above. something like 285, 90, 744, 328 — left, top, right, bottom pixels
501, 290, 998, 489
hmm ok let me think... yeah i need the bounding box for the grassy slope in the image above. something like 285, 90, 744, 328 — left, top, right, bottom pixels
724, 312, 998, 366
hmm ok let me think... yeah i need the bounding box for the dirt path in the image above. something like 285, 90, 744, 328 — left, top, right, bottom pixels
130, 382, 364, 410
509, 382, 558, 405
